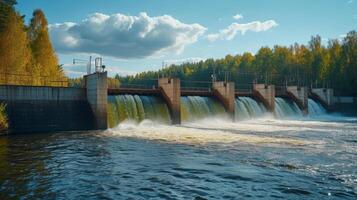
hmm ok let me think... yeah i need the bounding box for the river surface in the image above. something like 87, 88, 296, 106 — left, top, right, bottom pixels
0, 116, 356, 199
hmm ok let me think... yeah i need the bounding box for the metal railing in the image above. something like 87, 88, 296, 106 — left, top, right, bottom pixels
118, 83, 158, 89
181, 87, 211, 92
0, 73, 68, 87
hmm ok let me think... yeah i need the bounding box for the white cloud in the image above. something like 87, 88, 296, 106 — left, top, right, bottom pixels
233, 14, 243, 20
206, 20, 278, 42
339, 34, 347, 38
347, 0, 354, 4
49, 12, 206, 59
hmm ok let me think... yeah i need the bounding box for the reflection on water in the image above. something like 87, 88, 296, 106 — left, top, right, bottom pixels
0, 116, 357, 199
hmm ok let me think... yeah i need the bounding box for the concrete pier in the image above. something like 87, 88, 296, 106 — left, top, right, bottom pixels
310, 88, 334, 110
212, 81, 235, 119
253, 84, 275, 112
286, 86, 308, 115
158, 78, 181, 124
85, 72, 108, 129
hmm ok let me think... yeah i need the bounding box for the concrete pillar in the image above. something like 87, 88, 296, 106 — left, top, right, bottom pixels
311, 88, 334, 109
286, 86, 308, 115
253, 84, 275, 112
85, 72, 108, 129
212, 81, 235, 119
158, 78, 181, 125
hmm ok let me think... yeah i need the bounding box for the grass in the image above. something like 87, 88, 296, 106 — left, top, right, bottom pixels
0, 103, 8, 132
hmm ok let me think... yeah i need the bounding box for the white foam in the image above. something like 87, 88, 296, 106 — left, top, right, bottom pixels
104, 118, 326, 146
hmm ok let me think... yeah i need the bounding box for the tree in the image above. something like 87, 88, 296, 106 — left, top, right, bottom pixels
0, 3, 32, 84
28, 9, 64, 83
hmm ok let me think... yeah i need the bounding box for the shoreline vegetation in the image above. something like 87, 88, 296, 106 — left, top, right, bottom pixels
1, 0, 356, 96
0, 102, 8, 132
0, 0, 66, 87
116, 32, 357, 96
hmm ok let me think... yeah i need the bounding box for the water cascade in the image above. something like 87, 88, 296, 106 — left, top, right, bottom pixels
308, 98, 327, 116
275, 97, 303, 118
235, 97, 268, 120
107, 95, 171, 127
181, 96, 227, 122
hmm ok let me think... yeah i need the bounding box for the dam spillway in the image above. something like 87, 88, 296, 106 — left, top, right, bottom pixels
275, 97, 303, 118
180, 96, 227, 122
107, 95, 171, 127
235, 97, 267, 120
108, 95, 328, 126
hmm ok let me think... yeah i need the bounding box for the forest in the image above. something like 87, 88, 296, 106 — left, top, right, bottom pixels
0, 0, 66, 87
117, 31, 357, 96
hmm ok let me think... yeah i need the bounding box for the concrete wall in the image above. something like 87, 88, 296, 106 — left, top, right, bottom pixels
253, 84, 275, 112
0, 85, 86, 101
286, 86, 308, 115
334, 96, 356, 104
158, 78, 181, 124
212, 81, 235, 119
0, 85, 95, 134
85, 72, 108, 129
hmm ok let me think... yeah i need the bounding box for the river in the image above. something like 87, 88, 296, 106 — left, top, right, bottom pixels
0, 115, 356, 199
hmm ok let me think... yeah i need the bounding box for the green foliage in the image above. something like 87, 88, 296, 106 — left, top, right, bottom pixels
69, 77, 120, 88
117, 31, 357, 96
69, 77, 85, 88
0, 102, 8, 132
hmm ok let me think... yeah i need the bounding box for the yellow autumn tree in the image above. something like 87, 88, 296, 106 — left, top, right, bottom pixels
0, 1, 32, 84
28, 9, 66, 86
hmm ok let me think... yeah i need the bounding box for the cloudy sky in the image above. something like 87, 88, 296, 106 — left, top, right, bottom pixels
17, 0, 357, 77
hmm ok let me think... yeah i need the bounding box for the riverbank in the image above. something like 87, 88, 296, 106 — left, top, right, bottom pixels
0, 103, 8, 134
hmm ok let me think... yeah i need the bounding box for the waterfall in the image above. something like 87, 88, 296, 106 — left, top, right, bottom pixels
181, 96, 227, 121
107, 95, 171, 127
308, 99, 327, 116
235, 97, 267, 120
108, 94, 329, 128
275, 97, 303, 118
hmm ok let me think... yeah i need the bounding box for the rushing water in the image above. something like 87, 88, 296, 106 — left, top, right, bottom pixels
2, 96, 356, 199
235, 97, 268, 120
275, 97, 303, 118
0, 116, 356, 199
309, 98, 327, 116
107, 95, 171, 127
180, 96, 227, 122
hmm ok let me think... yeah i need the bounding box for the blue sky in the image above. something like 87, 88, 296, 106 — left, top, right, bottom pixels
17, 0, 357, 77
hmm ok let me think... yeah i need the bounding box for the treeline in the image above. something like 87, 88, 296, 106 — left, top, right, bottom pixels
0, 0, 66, 86
69, 77, 121, 89
117, 31, 357, 96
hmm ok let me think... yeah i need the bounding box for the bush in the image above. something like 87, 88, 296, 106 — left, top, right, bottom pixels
0, 103, 8, 132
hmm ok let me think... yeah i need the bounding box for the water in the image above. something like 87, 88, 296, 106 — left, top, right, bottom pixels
235, 97, 268, 120
309, 98, 327, 116
1, 96, 355, 199
107, 95, 171, 127
0, 116, 356, 199
275, 97, 303, 118
180, 96, 227, 121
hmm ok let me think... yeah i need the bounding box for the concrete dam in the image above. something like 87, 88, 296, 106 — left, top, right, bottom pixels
0, 72, 351, 134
